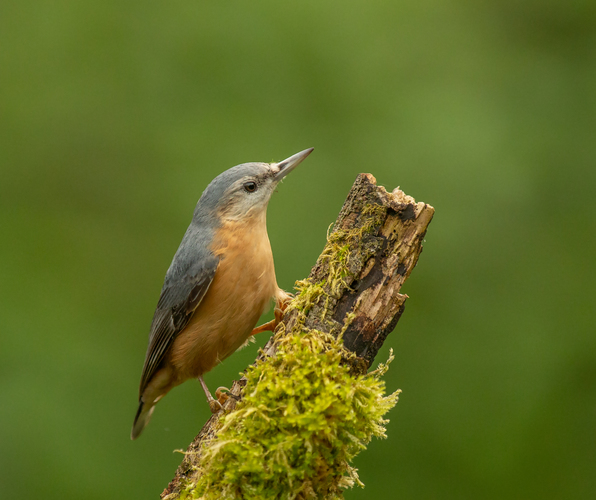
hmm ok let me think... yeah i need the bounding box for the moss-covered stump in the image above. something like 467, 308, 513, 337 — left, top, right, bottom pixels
161, 173, 434, 500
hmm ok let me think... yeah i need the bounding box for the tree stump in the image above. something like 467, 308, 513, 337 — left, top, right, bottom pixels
161, 173, 434, 499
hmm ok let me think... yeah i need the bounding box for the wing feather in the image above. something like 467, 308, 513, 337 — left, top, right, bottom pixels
138, 256, 218, 396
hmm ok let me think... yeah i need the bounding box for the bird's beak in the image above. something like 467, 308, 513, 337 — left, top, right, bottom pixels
273, 148, 314, 182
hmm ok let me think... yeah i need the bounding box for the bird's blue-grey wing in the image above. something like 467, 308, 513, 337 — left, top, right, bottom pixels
138, 237, 219, 397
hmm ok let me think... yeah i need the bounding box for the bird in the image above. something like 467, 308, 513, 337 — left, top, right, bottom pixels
131, 148, 314, 440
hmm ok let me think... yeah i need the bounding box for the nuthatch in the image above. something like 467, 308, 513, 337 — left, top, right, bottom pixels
131, 148, 313, 440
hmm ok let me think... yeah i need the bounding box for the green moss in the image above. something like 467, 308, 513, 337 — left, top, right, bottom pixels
178, 201, 399, 499
290, 279, 326, 316
329, 202, 386, 244
320, 242, 351, 298
186, 331, 399, 499
288, 201, 387, 322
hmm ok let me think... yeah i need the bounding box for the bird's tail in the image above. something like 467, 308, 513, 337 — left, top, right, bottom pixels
131, 400, 155, 440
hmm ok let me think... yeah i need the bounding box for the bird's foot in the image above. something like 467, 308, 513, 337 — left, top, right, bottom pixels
273, 303, 285, 324
208, 398, 223, 414
250, 292, 292, 336
275, 290, 293, 320
250, 319, 277, 336
199, 375, 223, 413
215, 386, 240, 406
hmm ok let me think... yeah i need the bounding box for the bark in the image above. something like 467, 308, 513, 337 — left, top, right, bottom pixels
161, 173, 434, 499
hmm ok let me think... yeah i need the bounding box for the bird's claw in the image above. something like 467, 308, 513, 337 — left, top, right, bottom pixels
215, 386, 229, 405
215, 386, 240, 405
274, 307, 284, 324
250, 294, 291, 336
208, 399, 223, 414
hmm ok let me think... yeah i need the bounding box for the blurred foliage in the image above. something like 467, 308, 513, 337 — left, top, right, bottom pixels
1, 1, 594, 499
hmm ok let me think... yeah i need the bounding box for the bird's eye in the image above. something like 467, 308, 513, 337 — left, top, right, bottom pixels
243, 181, 257, 193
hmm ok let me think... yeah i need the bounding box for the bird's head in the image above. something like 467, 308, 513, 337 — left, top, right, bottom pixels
195, 148, 314, 223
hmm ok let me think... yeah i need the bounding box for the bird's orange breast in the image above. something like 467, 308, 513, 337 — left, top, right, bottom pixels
168, 213, 278, 380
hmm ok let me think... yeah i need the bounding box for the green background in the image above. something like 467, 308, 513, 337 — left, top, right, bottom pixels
1, 1, 595, 498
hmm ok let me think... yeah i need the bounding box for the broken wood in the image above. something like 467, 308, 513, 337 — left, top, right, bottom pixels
161, 173, 434, 499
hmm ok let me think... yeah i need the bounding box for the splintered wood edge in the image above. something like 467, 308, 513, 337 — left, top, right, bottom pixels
345, 175, 434, 364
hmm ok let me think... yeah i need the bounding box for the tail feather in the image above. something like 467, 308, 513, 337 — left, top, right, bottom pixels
131, 400, 155, 440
